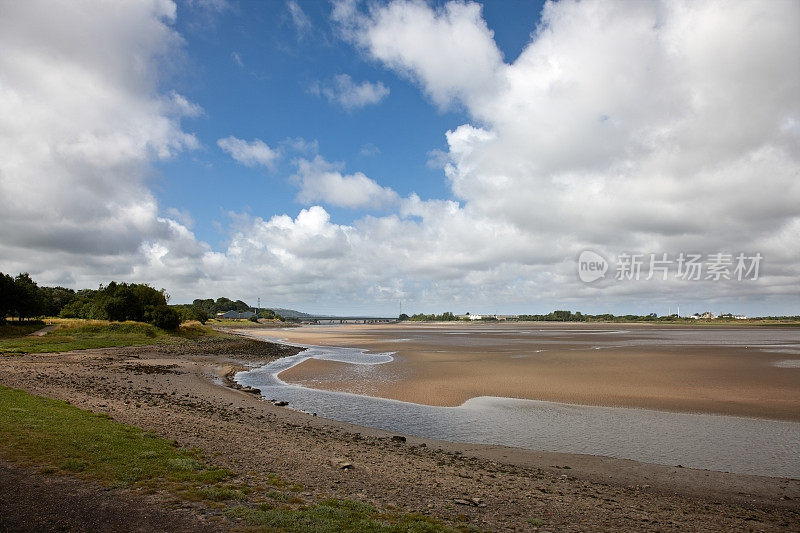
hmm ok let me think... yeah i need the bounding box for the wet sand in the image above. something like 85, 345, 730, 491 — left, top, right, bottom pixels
267, 323, 800, 421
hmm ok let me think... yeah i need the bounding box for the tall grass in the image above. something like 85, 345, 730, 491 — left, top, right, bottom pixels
0, 318, 226, 354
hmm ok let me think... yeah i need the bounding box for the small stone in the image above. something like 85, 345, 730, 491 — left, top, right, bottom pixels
391, 435, 407, 443
274, 400, 288, 406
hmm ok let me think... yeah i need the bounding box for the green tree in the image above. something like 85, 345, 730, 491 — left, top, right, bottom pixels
39, 286, 76, 317
0, 272, 15, 323
13, 273, 43, 321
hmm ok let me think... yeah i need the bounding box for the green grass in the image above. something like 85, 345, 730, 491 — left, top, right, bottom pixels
0, 386, 456, 532
0, 319, 228, 354
0, 385, 232, 489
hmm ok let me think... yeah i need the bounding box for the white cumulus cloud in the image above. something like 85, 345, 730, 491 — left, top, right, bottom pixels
1, 0, 798, 316
217, 136, 280, 168
312, 74, 390, 110
293, 156, 399, 209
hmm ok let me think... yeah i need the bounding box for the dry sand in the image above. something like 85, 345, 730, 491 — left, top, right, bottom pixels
0, 334, 798, 531
270, 323, 800, 421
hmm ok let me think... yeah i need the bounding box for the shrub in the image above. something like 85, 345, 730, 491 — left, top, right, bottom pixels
150, 305, 180, 330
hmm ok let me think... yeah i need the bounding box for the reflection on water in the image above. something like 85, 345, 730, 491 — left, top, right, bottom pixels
236, 339, 800, 479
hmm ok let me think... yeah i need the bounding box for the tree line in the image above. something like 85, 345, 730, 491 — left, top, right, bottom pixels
399, 311, 458, 322
0, 272, 284, 329
0, 272, 181, 329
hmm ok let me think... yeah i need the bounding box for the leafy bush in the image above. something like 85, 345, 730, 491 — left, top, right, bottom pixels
150, 305, 181, 330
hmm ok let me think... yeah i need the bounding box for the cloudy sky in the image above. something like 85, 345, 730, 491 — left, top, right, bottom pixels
0, 0, 798, 316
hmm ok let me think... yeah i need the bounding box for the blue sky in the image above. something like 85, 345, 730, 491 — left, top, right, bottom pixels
157, 1, 477, 245
155, 0, 549, 248
1, 0, 798, 316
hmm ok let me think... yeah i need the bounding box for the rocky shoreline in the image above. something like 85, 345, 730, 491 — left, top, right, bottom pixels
1, 334, 798, 531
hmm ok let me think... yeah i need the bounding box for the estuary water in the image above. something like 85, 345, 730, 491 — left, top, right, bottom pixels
235, 337, 800, 479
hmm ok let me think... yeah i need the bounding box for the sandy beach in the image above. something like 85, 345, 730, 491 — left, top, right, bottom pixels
1, 332, 798, 531
269, 323, 800, 421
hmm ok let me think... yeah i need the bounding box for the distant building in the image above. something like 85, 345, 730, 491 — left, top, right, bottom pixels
217, 310, 255, 319
688, 311, 716, 320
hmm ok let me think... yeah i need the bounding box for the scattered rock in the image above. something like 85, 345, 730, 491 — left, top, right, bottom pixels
453, 497, 486, 508
274, 400, 289, 407
330, 457, 355, 470
391, 435, 407, 443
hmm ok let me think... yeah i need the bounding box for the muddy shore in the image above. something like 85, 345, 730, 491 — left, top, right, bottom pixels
0, 334, 798, 531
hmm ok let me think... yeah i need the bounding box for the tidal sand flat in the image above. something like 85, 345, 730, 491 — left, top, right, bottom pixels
261, 323, 800, 421
236, 323, 800, 478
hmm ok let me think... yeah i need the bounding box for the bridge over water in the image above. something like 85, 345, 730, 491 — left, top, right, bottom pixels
298, 316, 397, 325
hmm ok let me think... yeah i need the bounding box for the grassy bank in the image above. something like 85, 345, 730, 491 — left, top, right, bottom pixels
0, 319, 228, 355
0, 385, 232, 488
0, 385, 452, 532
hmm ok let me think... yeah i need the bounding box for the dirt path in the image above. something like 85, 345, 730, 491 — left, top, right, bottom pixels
27, 325, 56, 336
0, 460, 221, 532
0, 337, 798, 531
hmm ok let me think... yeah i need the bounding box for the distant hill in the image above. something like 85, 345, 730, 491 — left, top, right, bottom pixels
267, 308, 316, 319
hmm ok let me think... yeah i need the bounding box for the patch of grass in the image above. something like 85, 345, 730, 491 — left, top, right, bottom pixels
226, 499, 452, 532
263, 489, 290, 502
187, 485, 248, 502
527, 517, 544, 527
0, 319, 227, 354
0, 385, 233, 490
266, 472, 289, 487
